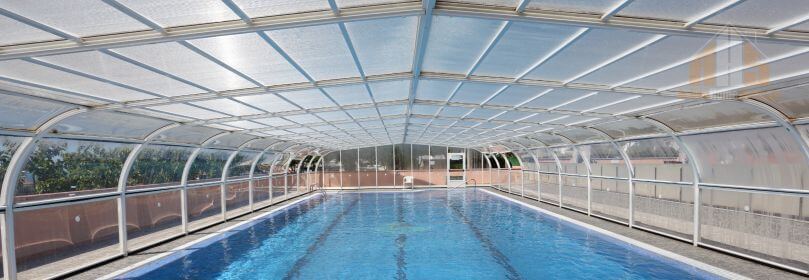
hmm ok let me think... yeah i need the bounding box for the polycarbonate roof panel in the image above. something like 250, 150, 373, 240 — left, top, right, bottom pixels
0, 15, 61, 46
438, 106, 472, 117
423, 16, 504, 74
650, 102, 774, 131
234, 93, 295, 113
754, 86, 809, 119
345, 16, 417, 76
577, 35, 733, 86
449, 82, 503, 104
593, 119, 665, 139
369, 80, 409, 102
316, 110, 352, 121
0, 0, 148, 37
324, 84, 372, 106
0, 60, 155, 102
378, 105, 406, 116
486, 85, 547, 106
0, 93, 73, 130
617, 0, 726, 22
346, 107, 380, 119
52, 111, 171, 139
285, 114, 323, 124
523, 88, 596, 109
118, 0, 239, 27
223, 120, 266, 130
112, 42, 255, 91
189, 33, 308, 86
628, 41, 805, 92
265, 24, 359, 81
206, 123, 239, 131
192, 98, 263, 116
556, 128, 605, 143
703, 0, 809, 29
411, 104, 442, 116
416, 80, 459, 101
526, 0, 619, 14
473, 22, 580, 78
592, 95, 679, 115
254, 117, 293, 127
155, 125, 223, 144
494, 111, 533, 121
524, 28, 658, 82
210, 133, 257, 148
148, 103, 228, 119
465, 108, 503, 119
37, 51, 203, 97
556, 91, 636, 112
278, 89, 336, 109
231, 0, 330, 18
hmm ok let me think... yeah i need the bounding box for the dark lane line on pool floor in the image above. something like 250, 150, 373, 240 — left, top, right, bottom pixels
282, 197, 360, 280
447, 201, 523, 280
395, 194, 408, 280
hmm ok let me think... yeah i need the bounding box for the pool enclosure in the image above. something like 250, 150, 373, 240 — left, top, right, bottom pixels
1, 0, 809, 279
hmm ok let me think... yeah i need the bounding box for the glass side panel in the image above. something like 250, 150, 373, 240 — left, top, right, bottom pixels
128, 145, 194, 190
17, 139, 133, 203
15, 198, 119, 279
634, 182, 694, 239
412, 145, 429, 185
359, 147, 376, 187
52, 111, 171, 139
622, 137, 694, 182
227, 151, 259, 179
561, 174, 587, 211
535, 148, 558, 173
226, 181, 250, 215
253, 152, 276, 177
429, 145, 447, 185
187, 149, 231, 184
340, 149, 358, 188
591, 177, 630, 222
323, 152, 341, 188
682, 127, 809, 190
0, 136, 24, 189
187, 185, 222, 230
0, 93, 73, 130
584, 143, 628, 178
126, 190, 183, 251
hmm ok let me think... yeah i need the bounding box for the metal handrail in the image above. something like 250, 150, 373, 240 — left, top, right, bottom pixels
466, 179, 477, 188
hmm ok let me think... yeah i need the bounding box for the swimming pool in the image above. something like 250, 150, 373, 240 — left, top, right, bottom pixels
113, 189, 736, 279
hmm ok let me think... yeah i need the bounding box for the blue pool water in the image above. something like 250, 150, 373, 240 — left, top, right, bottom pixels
120, 189, 722, 279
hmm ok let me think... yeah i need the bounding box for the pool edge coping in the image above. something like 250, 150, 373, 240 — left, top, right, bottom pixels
98, 192, 322, 280
478, 188, 752, 280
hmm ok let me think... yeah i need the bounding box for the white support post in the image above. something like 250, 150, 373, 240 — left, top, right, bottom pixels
339, 150, 344, 191
427, 145, 432, 186
614, 142, 635, 227
375, 146, 379, 188
0, 108, 85, 280
551, 151, 563, 208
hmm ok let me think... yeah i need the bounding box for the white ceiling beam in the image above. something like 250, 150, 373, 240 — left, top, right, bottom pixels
403, 0, 436, 143
683, 0, 746, 28
766, 14, 809, 35
563, 34, 666, 84
600, 0, 634, 21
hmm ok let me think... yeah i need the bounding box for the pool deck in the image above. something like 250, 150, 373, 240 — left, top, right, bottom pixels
69, 187, 805, 280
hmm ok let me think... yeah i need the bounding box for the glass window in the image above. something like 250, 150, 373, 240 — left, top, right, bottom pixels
0, 93, 74, 131
126, 190, 182, 250
394, 144, 411, 170
17, 139, 134, 203
0, 136, 24, 187
227, 151, 259, 179
359, 147, 376, 187
253, 152, 276, 177
377, 145, 394, 171
535, 148, 558, 173
622, 137, 693, 182
341, 149, 358, 172
413, 145, 429, 170
323, 151, 341, 188
271, 153, 292, 174
584, 143, 628, 178
683, 127, 809, 190
128, 144, 194, 190
187, 149, 231, 184
553, 147, 581, 174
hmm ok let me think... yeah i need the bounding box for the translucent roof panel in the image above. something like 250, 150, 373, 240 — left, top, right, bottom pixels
486, 85, 547, 106
473, 22, 580, 78
649, 102, 774, 132
189, 33, 308, 86
285, 114, 324, 124
0, 15, 61, 46
234, 93, 295, 113
111, 42, 255, 92
0, 60, 156, 102
254, 117, 294, 127
416, 80, 459, 101
526, 0, 618, 14
0, 0, 148, 37
279, 89, 336, 109
369, 80, 410, 102
192, 98, 264, 116
703, 0, 809, 29
753, 86, 809, 119
592, 95, 681, 116
222, 120, 267, 130
682, 127, 809, 190
148, 103, 228, 120
324, 84, 372, 106
449, 82, 503, 104
118, 0, 239, 28
423, 16, 504, 74
345, 16, 417, 76
37, 51, 204, 97
524, 28, 659, 82
0, 93, 74, 131
523, 88, 597, 109
210, 133, 257, 149
52, 111, 172, 139
593, 119, 666, 139
231, 0, 330, 18
154, 125, 224, 145
265, 24, 359, 81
